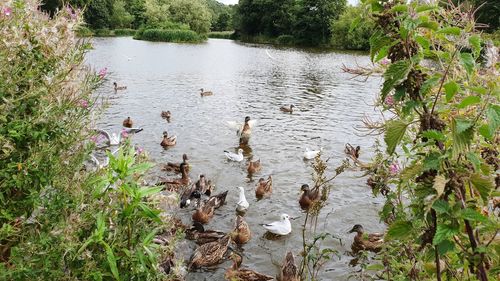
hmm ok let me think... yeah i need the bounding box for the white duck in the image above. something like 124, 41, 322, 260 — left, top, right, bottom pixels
95, 128, 143, 146
224, 149, 244, 162
262, 214, 292, 236
226, 118, 257, 137
303, 148, 322, 160
236, 186, 249, 212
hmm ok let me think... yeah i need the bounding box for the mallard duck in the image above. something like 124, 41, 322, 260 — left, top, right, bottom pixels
189, 235, 231, 269
278, 251, 299, 281
195, 174, 208, 192
236, 186, 249, 213
247, 159, 261, 174
255, 176, 272, 199
123, 117, 133, 128
303, 148, 321, 160
348, 224, 384, 253
299, 184, 320, 210
280, 104, 295, 113
161, 110, 171, 122
231, 215, 251, 244
179, 184, 201, 208
160, 163, 190, 191
200, 88, 213, 96
186, 222, 226, 245
262, 214, 291, 236
224, 252, 273, 281
224, 149, 244, 162
239, 116, 252, 145
162, 154, 189, 173
192, 190, 228, 224
204, 180, 214, 196
113, 82, 127, 91
161, 131, 177, 147
344, 143, 361, 160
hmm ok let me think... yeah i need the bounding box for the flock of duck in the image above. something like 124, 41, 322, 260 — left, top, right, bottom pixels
94, 83, 384, 280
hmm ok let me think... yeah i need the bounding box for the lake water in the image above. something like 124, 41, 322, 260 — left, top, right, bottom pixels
86, 37, 385, 280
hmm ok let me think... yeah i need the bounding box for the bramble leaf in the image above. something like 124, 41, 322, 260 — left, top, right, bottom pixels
444, 81, 459, 102
433, 224, 459, 245
470, 174, 494, 201
459, 208, 488, 223
386, 220, 413, 240
457, 96, 480, 109
381, 60, 412, 99
384, 120, 408, 154
460, 52, 475, 75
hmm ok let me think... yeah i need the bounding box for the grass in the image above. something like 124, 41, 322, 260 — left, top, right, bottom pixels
208, 31, 234, 39
134, 29, 207, 43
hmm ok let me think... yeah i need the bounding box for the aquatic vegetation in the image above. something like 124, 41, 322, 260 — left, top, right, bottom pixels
135, 28, 207, 43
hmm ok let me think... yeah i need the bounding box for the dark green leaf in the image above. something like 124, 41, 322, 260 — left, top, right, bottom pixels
381, 60, 412, 99
418, 21, 439, 30
416, 35, 430, 50
460, 52, 475, 75
384, 120, 408, 154
369, 31, 392, 62
423, 152, 441, 171
459, 208, 488, 223
386, 220, 413, 240
451, 118, 474, 158
466, 152, 482, 172
138, 202, 161, 223
432, 200, 450, 214
437, 239, 456, 255
468, 35, 481, 58
438, 27, 461, 35
433, 224, 459, 245
102, 242, 120, 281
457, 96, 480, 109
455, 118, 473, 134
420, 74, 441, 96
444, 81, 459, 102
421, 130, 446, 141
470, 174, 494, 201
478, 123, 493, 140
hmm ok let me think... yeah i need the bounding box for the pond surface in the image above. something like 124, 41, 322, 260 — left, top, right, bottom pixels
86, 37, 384, 280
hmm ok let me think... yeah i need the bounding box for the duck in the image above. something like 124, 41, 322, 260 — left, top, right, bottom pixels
239, 116, 252, 145
231, 215, 251, 244
262, 214, 292, 236
226, 117, 257, 137
192, 191, 228, 224
160, 163, 190, 191
194, 175, 214, 196
122, 117, 133, 128
161, 131, 177, 147
255, 176, 273, 199
224, 252, 273, 281
94, 128, 143, 146
247, 159, 262, 174
348, 224, 384, 253
303, 148, 321, 160
113, 82, 127, 91
204, 180, 214, 196
278, 251, 299, 281
236, 186, 249, 213
344, 143, 361, 160
161, 110, 171, 122
162, 154, 189, 173
186, 222, 226, 245
299, 184, 320, 210
224, 148, 244, 162
179, 184, 201, 208
189, 235, 231, 269
200, 88, 213, 96
280, 104, 295, 113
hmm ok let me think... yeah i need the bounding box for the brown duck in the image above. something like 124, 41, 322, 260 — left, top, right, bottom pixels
161, 110, 171, 122
231, 215, 251, 245
348, 224, 384, 253
280, 104, 295, 113
278, 251, 299, 281
162, 154, 189, 173
122, 117, 133, 128
189, 235, 231, 269
186, 222, 226, 245
247, 159, 262, 174
192, 190, 228, 224
255, 176, 273, 199
160, 131, 177, 147
299, 184, 320, 210
224, 252, 274, 281
160, 163, 190, 191
200, 88, 213, 96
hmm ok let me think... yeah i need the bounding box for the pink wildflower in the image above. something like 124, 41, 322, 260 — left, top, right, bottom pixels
78, 99, 89, 108
2, 7, 12, 16
136, 146, 144, 155
120, 129, 129, 139
66, 7, 77, 19
384, 95, 395, 106
98, 67, 107, 79
389, 162, 400, 175
90, 136, 98, 143
380, 58, 390, 65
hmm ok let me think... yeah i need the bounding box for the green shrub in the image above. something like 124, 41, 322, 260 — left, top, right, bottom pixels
113, 28, 137, 36
75, 25, 94, 37
330, 5, 375, 50
135, 28, 206, 43
275, 34, 295, 45
93, 28, 112, 37
208, 31, 234, 39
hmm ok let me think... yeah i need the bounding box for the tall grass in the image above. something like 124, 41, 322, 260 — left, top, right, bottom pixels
208, 31, 234, 39
135, 29, 206, 43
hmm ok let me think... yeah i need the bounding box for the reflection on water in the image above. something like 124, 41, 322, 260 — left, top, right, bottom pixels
86, 38, 384, 280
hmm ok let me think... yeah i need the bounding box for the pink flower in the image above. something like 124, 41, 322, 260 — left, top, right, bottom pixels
384, 95, 395, 106
2, 7, 12, 16
90, 136, 98, 143
389, 162, 400, 175
66, 7, 77, 19
136, 146, 144, 155
98, 67, 107, 79
380, 58, 390, 65
78, 99, 89, 108
120, 129, 129, 139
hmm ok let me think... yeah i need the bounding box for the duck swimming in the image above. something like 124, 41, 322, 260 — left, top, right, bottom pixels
239, 116, 252, 145
160, 163, 190, 191
280, 104, 295, 113
161, 110, 171, 122
255, 176, 272, 199
162, 154, 189, 173
179, 184, 201, 208
224, 149, 244, 162
160, 131, 177, 147
247, 159, 261, 174
299, 184, 320, 210
192, 190, 228, 224
200, 88, 213, 96
122, 117, 133, 128
186, 222, 226, 245
231, 215, 251, 245
224, 252, 273, 281
262, 214, 291, 236
278, 251, 299, 281
113, 82, 127, 91
189, 235, 231, 269
348, 224, 384, 253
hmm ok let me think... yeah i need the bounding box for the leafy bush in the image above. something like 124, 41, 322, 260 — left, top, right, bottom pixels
135, 28, 206, 43
208, 31, 234, 39
275, 34, 295, 45
93, 28, 113, 37
330, 5, 376, 50
75, 25, 94, 37
113, 28, 137, 36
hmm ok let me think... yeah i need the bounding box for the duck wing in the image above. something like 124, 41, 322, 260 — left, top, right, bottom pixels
210, 190, 228, 209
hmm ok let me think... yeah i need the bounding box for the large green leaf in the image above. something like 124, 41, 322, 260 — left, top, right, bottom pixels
468, 35, 481, 58
444, 81, 459, 102
470, 174, 494, 201
457, 96, 480, 109
451, 118, 474, 158
386, 220, 413, 240
432, 200, 450, 214
437, 26, 461, 35
381, 60, 412, 99
433, 224, 459, 245
384, 120, 408, 154
369, 31, 392, 62
102, 242, 120, 281
459, 208, 488, 223
460, 52, 475, 75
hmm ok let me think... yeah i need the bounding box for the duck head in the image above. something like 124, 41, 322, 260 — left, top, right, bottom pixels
200, 88, 204, 92
300, 184, 310, 192
113, 82, 117, 87
244, 116, 250, 123
163, 131, 169, 137
348, 224, 364, 234
190, 221, 205, 232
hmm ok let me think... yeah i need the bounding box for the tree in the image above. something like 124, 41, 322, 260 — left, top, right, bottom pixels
110, 0, 135, 28
213, 11, 231, 31
168, 0, 211, 34
84, 0, 113, 29
143, 0, 171, 27
330, 5, 376, 50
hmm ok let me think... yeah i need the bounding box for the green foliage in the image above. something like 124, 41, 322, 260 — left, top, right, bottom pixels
113, 28, 137, 36
275, 34, 296, 45
135, 28, 205, 42
168, 0, 212, 34
110, 0, 134, 29
330, 5, 376, 50
84, 0, 112, 29
355, 1, 500, 280
208, 31, 234, 39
